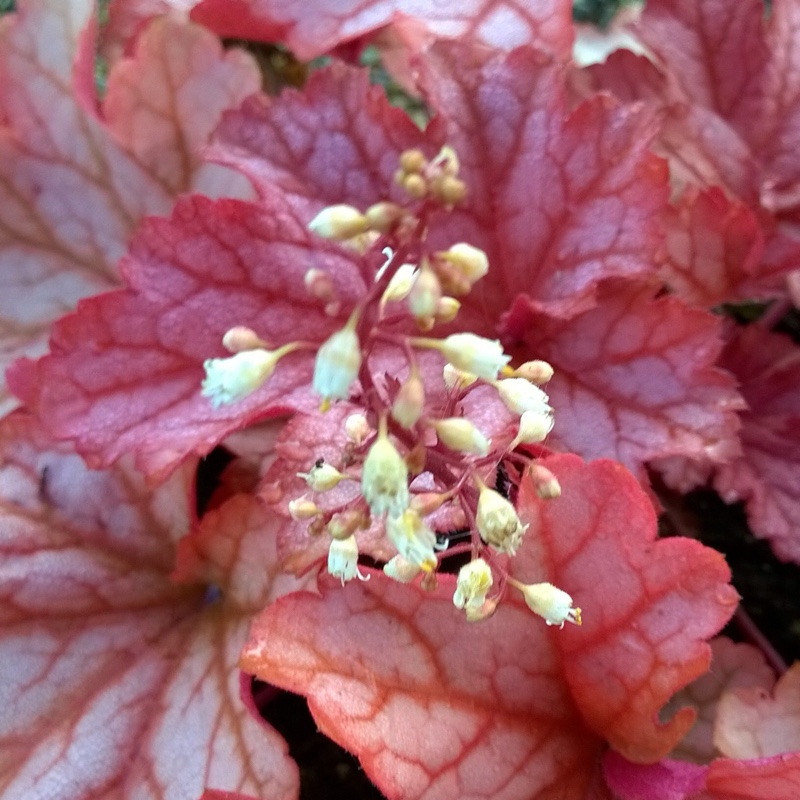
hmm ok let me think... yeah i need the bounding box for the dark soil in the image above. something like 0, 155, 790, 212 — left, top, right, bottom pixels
262, 689, 387, 800
684, 490, 800, 667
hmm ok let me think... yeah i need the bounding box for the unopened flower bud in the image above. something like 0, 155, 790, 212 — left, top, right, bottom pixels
408, 262, 442, 320
513, 360, 554, 385
383, 555, 423, 583
475, 480, 528, 555
400, 148, 427, 174
420, 570, 438, 592
432, 417, 490, 456
403, 173, 428, 199
222, 326, 267, 353
328, 535, 369, 584
327, 510, 365, 541
494, 378, 551, 416
343, 230, 381, 253
392, 370, 425, 429
313, 312, 362, 410
405, 442, 427, 476
512, 408, 555, 447
409, 491, 450, 516
307, 516, 327, 538
365, 201, 405, 233
304, 268, 336, 302
453, 558, 493, 611
288, 496, 320, 520
297, 461, 347, 492
380, 263, 418, 309
361, 417, 409, 516
202, 344, 297, 408
309, 204, 369, 240
344, 413, 371, 445
443, 363, 477, 391
435, 297, 461, 323
511, 579, 581, 628
414, 333, 511, 381
527, 464, 561, 499
434, 259, 472, 296
436, 174, 467, 206
465, 596, 499, 622
438, 243, 489, 285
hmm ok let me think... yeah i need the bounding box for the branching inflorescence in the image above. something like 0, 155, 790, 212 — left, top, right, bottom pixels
201, 146, 580, 629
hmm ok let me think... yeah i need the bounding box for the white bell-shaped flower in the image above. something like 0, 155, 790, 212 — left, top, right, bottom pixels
475, 480, 528, 556
202, 343, 296, 408
385, 509, 437, 571
512, 579, 582, 628
453, 559, 493, 611
327, 535, 369, 584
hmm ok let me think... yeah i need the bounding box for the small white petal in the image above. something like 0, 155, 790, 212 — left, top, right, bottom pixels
518, 582, 581, 628
327, 536, 369, 584
476, 484, 528, 555
385, 510, 437, 570
453, 559, 493, 611
202, 349, 280, 408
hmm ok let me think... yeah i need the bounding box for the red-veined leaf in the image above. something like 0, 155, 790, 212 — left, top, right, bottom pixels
241, 455, 736, 799
0, 0, 258, 413
0, 413, 301, 799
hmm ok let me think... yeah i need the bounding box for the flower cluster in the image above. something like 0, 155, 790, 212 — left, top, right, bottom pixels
201, 146, 578, 628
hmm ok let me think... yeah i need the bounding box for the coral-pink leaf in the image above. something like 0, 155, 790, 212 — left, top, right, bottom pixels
103, 15, 260, 196
632, 0, 769, 124
663, 637, 775, 764
706, 754, 800, 800
712, 326, 800, 562
190, 0, 575, 61
0, 413, 298, 800
0, 1, 258, 414
242, 574, 602, 800
18, 194, 364, 480
416, 43, 669, 318
662, 187, 775, 306
714, 663, 800, 759
242, 454, 736, 800
173, 491, 316, 610
633, 0, 800, 205
514, 454, 739, 761
505, 283, 743, 479
209, 63, 442, 209
585, 1, 800, 297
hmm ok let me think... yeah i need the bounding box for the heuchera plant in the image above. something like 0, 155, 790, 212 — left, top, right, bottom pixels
2, 1, 800, 799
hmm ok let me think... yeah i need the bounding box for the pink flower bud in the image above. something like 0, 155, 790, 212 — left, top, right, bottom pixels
392, 371, 425, 429
221, 326, 267, 353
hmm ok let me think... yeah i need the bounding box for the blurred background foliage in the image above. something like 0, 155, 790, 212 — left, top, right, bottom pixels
0, 1, 638, 27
